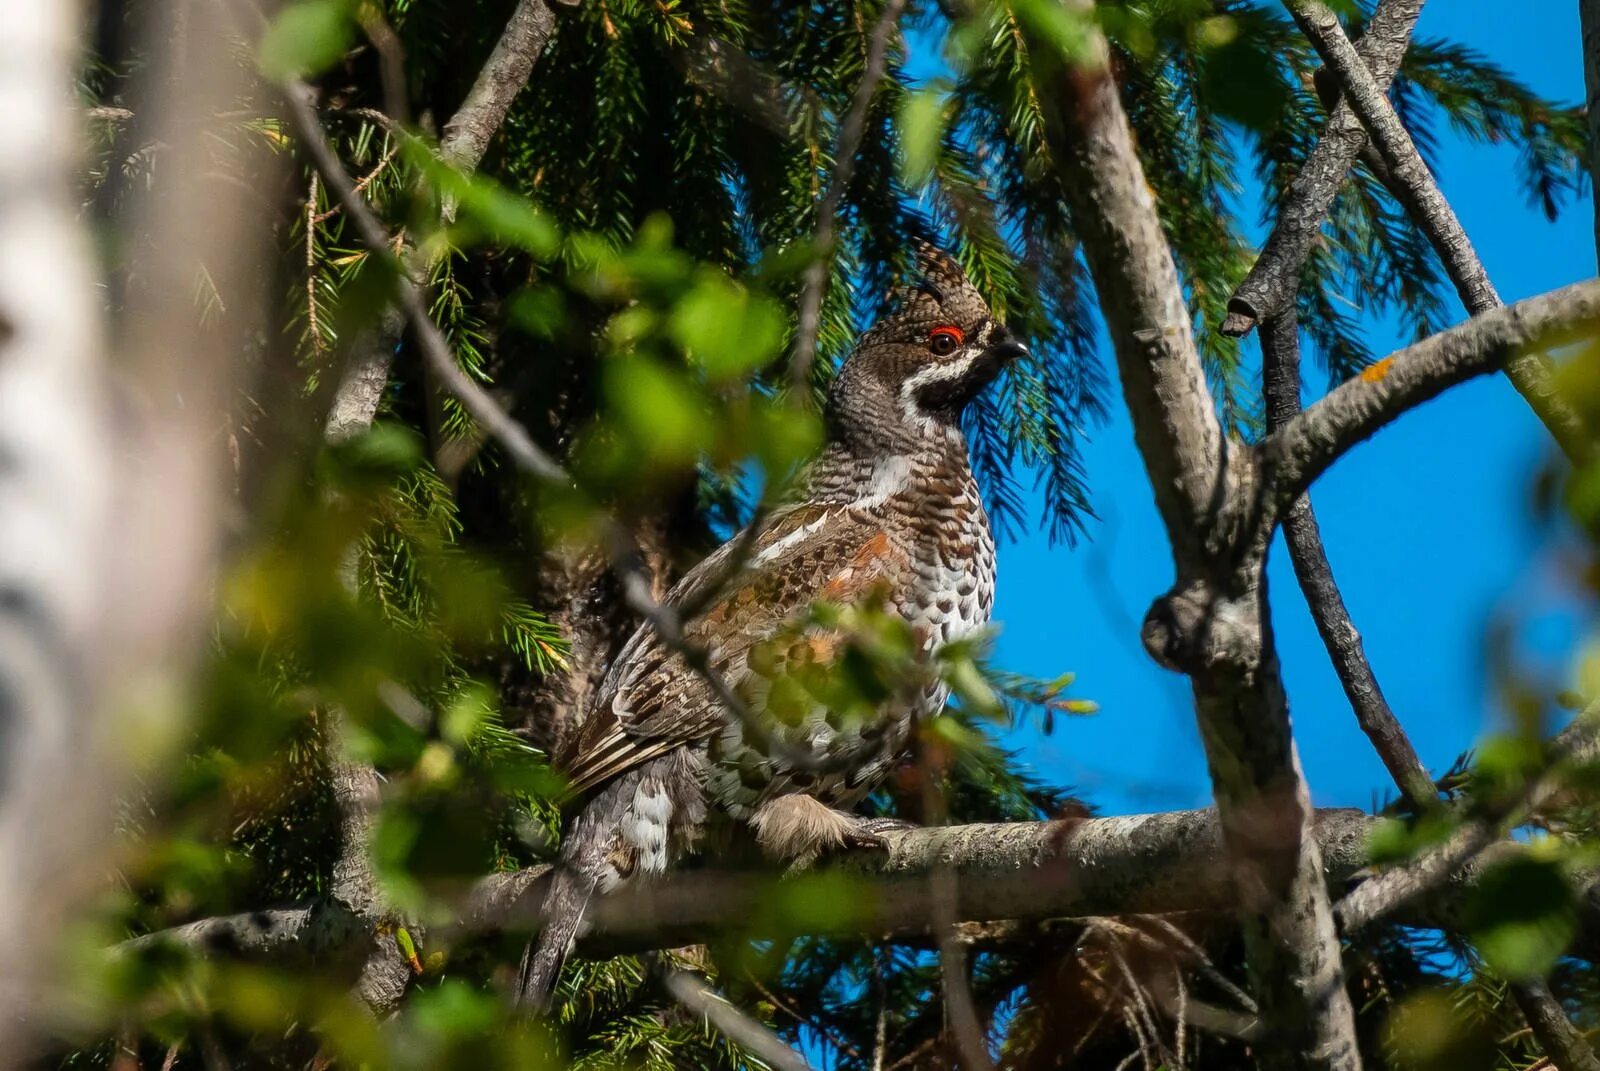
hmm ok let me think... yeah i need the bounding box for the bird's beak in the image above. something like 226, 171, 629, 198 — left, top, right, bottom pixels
989, 338, 1028, 364
983, 321, 1027, 365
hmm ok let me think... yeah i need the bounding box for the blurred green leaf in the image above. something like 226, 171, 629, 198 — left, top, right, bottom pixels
1464, 854, 1577, 980
669, 273, 785, 381
258, 0, 354, 82
898, 87, 947, 188
1197, 38, 1287, 133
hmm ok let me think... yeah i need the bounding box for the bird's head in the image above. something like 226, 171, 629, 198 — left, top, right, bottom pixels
826, 244, 1026, 449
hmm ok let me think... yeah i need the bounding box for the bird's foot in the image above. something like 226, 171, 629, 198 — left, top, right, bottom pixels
751, 797, 911, 867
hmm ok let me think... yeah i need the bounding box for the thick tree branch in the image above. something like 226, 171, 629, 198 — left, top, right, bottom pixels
438, 0, 567, 173
0, 1, 116, 1049
1264, 280, 1600, 506
1223, 0, 1424, 336
1027, 9, 1224, 566
1509, 980, 1600, 1071
1287, 0, 1592, 464
1262, 312, 1435, 812
123, 805, 1600, 967
1028, 8, 1358, 1064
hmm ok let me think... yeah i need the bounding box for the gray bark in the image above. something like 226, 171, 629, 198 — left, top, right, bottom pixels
660, 968, 816, 1071
1510, 980, 1600, 1071
1288, 0, 1591, 464
0, 1, 116, 1050
1265, 280, 1600, 504
1224, 0, 1425, 336
1262, 312, 1435, 811
0, 1, 260, 1059
1028, 7, 1359, 1065
124, 805, 1600, 965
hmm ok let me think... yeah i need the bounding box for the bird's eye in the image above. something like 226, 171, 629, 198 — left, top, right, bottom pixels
928, 325, 965, 356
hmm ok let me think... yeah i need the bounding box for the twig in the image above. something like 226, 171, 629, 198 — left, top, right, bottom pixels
658, 965, 815, 1071
747, 975, 863, 1062
1336, 708, 1600, 933
305, 173, 323, 354
1286, 0, 1592, 464
1222, 0, 1424, 336
1262, 310, 1435, 811
788, 0, 907, 395
311, 138, 400, 224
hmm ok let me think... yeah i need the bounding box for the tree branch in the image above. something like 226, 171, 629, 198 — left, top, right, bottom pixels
1027, 7, 1224, 567
1509, 979, 1600, 1071
1287, 0, 1592, 465
1264, 280, 1600, 507
1223, 0, 1424, 336
322, 0, 569, 439
438, 0, 566, 173
1582, 0, 1600, 269
1335, 709, 1600, 935
788, 0, 907, 394
121, 805, 1600, 967
1262, 311, 1436, 812
658, 966, 816, 1071
1028, 8, 1359, 1063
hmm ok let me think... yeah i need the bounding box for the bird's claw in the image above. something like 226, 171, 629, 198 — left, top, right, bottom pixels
842, 816, 915, 850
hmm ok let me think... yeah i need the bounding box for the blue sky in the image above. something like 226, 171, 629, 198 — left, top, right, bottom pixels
964, 2, 1596, 817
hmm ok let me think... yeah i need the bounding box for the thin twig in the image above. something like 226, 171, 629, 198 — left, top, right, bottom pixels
1262, 309, 1435, 811
788, 0, 907, 395
305, 173, 323, 355
311, 138, 400, 224
658, 965, 815, 1071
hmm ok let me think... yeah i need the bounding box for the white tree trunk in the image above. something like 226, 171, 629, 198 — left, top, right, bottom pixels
0, 0, 114, 1047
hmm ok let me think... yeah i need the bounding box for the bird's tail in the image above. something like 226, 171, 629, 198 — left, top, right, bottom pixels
516, 863, 594, 1014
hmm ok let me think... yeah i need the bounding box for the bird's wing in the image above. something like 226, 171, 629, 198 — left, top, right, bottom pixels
556, 503, 909, 799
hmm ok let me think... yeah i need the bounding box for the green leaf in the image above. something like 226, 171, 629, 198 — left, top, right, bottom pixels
1366, 811, 1459, 866
669, 274, 785, 381
898, 88, 946, 189
1464, 855, 1577, 980
258, 0, 354, 82
603, 356, 712, 469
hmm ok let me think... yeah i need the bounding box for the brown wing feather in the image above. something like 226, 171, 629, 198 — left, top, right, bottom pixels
556, 504, 909, 799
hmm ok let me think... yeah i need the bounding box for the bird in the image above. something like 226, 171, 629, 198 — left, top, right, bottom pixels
517, 244, 1024, 1011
